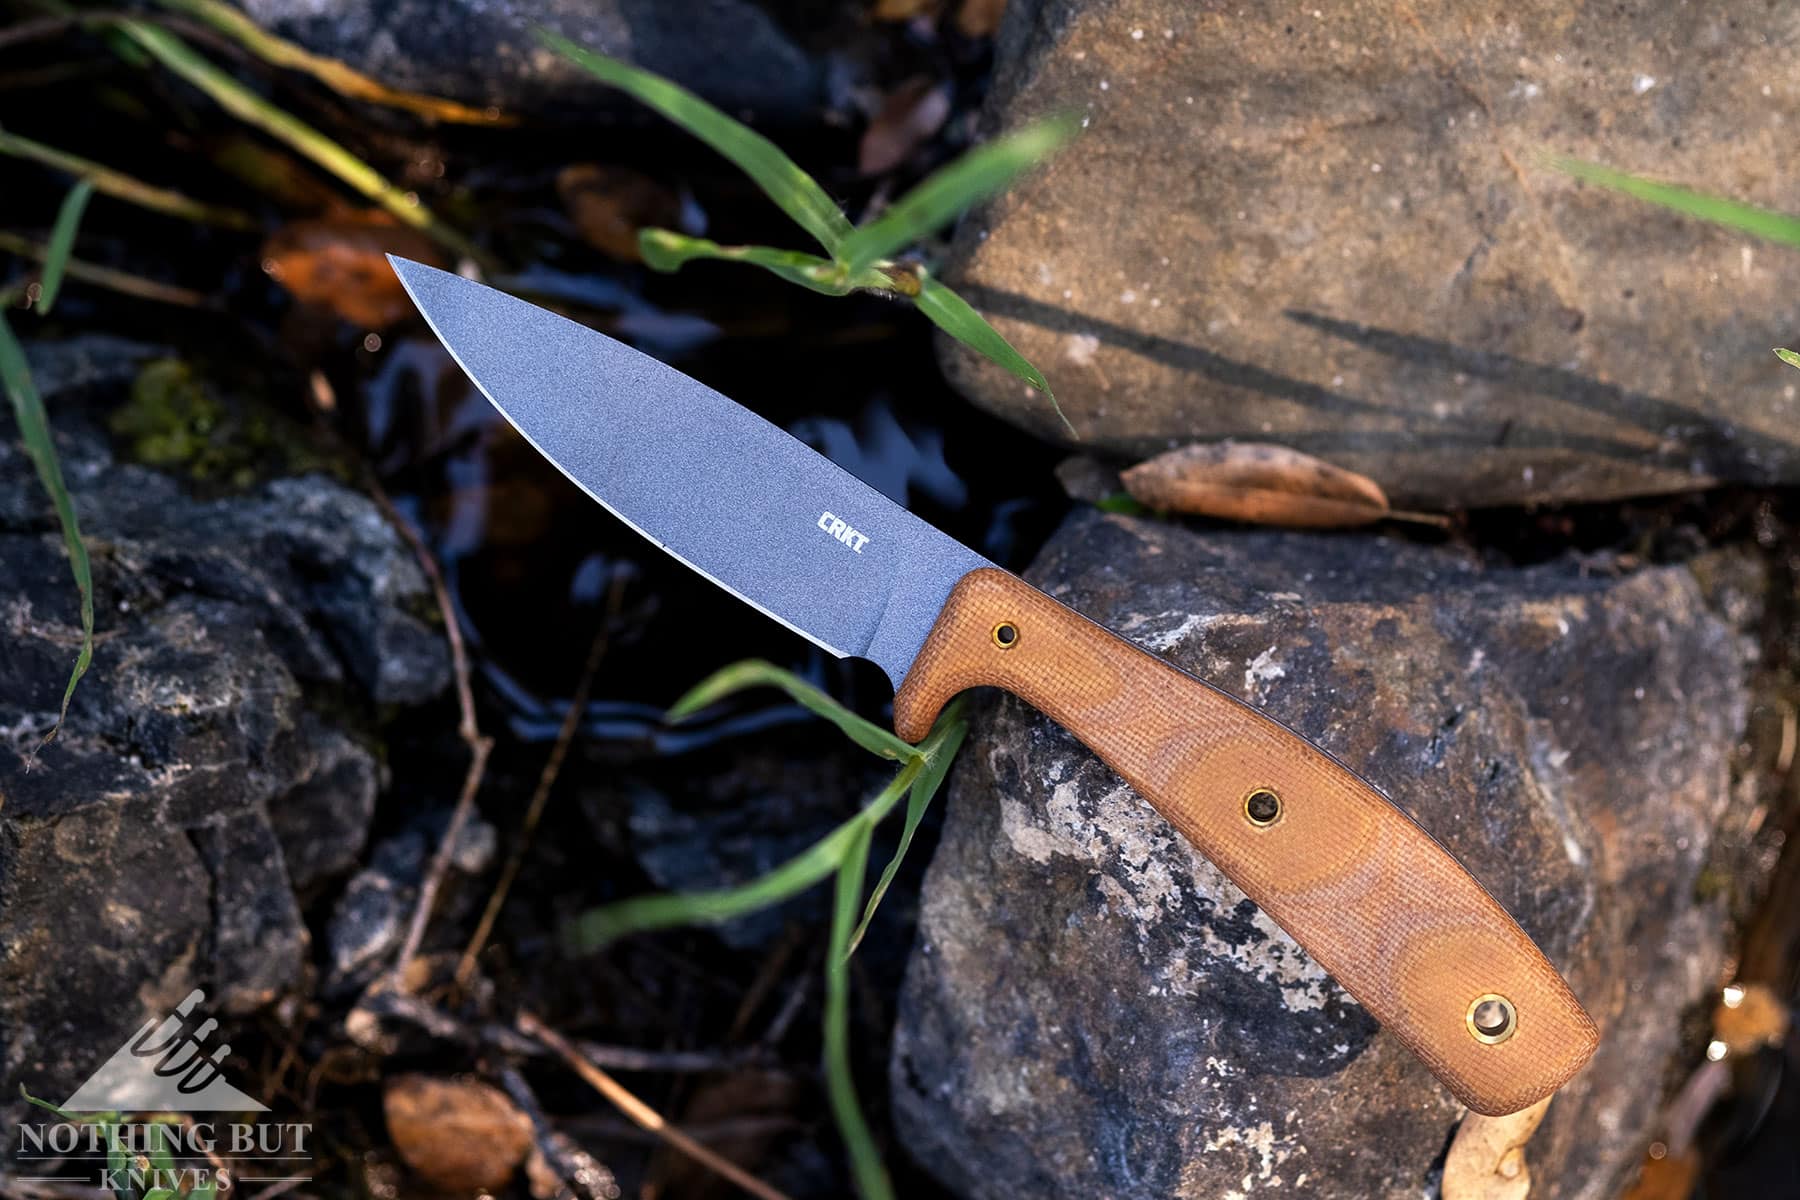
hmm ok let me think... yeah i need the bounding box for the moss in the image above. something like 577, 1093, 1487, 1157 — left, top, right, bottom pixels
110, 358, 348, 489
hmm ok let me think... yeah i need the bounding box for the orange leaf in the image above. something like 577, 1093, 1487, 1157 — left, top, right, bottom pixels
261, 215, 447, 328
383, 1074, 534, 1192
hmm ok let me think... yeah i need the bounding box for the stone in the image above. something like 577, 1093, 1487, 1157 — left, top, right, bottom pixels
0, 339, 449, 1103
240, 0, 823, 123
942, 0, 1800, 507
890, 507, 1763, 1199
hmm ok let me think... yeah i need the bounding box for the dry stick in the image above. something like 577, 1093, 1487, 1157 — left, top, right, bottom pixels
455, 572, 627, 987
495, 1063, 620, 1200
517, 1012, 795, 1200
367, 477, 494, 975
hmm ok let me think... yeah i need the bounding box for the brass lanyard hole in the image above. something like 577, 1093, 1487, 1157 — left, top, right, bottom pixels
991, 621, 1019, 649
1243, 787, 1282, 827
1466, 994, 1517, 1044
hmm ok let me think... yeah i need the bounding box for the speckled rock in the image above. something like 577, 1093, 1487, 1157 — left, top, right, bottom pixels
943, 0, 1800, 507
891, 508, 1761, 1199
0, 339, 449, 1103
241, 0, 823, 122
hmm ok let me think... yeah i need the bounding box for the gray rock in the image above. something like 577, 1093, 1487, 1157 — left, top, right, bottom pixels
891, 508, 1762, 1199
0, 339, 449, 1103
942, 0, 1800, 507
240, 0, 823, 123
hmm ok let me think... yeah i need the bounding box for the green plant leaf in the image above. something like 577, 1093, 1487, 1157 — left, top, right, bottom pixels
839, 115, 1079, 276
824, 820, 892, 1200
0, 127, 257, 229
1549, 156, 1800, 248
146, 1121, 175, 1181
114, 20, 484, 265
540, 30, 854, 256
845, 704, 967, 956
36, 177, 94, 315
914, 274, 1073, 435
1776, 348, 1800, 370
0, 313, 94, 752
563, 759, 922, 949
667, 658, 919, 761
638, 230, 855, 295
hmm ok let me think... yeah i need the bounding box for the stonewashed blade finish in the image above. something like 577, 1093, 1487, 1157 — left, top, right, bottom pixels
389, 258, 989, 686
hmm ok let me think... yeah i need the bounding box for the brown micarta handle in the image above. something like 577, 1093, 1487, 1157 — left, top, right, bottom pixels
893, 567, 1598, 1116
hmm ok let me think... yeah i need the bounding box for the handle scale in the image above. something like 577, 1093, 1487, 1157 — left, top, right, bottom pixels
893, 568, 1598, 1116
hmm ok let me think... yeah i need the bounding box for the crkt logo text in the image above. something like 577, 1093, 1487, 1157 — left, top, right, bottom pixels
818, 511, 869, 553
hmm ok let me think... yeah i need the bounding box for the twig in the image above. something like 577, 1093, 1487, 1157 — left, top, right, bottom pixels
0, 232, 209, 307
360, 987, 774, 1074
367, 478, 492, 976
456, 572, 626, 986
516, 1012, 794, 1200
494, 1064, 619, 1200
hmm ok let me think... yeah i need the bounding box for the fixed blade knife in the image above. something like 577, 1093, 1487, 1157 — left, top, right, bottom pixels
390, 257, 1598, 1116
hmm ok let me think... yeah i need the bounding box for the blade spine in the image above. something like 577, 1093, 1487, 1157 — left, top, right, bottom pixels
391, 260, 854, 663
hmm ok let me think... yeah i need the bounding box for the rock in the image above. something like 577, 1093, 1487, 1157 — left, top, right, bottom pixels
0, 339, 450, 1103
383, 1074, 535, 1192
942, 0, 1800, 507
240, 0, 823, 123
890, 508, 1763, 1199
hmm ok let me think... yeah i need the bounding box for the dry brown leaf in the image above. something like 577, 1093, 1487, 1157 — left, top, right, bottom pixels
556, 164, 683, 262
383, 1074, 534, 1191
859, 77, 953, 176
1121, 441, 1446, 528
261, 215, 448, 328
1618, 1150, 1701, 1200
1442, 1095, 1552, 1200
873, 0, 940, 20
1713, 981, 1790, 1054
955, 0, 1009, 36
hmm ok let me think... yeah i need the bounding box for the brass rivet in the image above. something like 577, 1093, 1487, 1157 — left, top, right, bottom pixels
1466, 993, 1517, 1044
991, 621, 1019, 649
1243, 787, 1282, 827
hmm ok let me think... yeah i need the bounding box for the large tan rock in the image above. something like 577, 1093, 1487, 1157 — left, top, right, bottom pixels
944, 0, 1800, 507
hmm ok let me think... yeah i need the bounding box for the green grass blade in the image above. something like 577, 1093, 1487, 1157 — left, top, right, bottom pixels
667, 658, 919, 761
639, 230, 853, 295
0, 127, 257, 229
0, 312, 94, 752
35, 177, 93, 314
824, 821, 893, 1200
840, 115, 1078, 276
915, 274, 1073, 436
563, 759, 921, 948
1776, 348, 1800, 370
115, 20, 484, 264
539, 30, 855, 256
845, 703, 967, 956
1549, 156, 1800, 248
563, 818, 860, 948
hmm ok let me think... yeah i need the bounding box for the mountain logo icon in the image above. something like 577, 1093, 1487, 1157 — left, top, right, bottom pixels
61, 989, 267, 1112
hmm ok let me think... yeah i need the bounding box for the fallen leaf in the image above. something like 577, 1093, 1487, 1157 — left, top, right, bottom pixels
859, 77, 953, 176
557, 164, 682, 262
873, 0, 939, 20
1442, 1096, 1552, 1200
261, 215, 447, 328
383, 1074, 534, 1192
1618, 1149, 1700, 1200
1120, 441, 1446, 528
1713, 981, 1789, 1054
955, 0, 1008, 36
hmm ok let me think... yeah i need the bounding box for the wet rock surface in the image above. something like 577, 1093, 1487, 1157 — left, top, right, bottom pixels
944, 0, 1800, 507
0, 338, 449, 1100
891, 508, 1761, 1199
242, 0, 823, 122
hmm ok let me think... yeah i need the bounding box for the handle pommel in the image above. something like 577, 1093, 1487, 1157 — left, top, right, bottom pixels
894, 567, 1598, 1115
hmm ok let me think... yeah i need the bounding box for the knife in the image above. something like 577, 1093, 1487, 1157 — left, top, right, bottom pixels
389, 257, 1598, 1116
